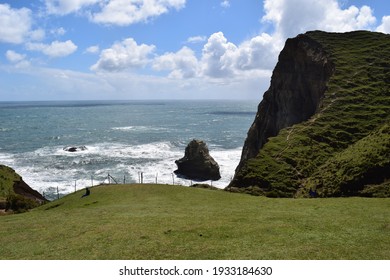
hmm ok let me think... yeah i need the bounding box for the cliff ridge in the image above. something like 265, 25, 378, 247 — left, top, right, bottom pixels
229, 31, 390, 197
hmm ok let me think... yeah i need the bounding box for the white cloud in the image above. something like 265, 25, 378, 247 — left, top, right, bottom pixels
0, 4, 32, 44
200, 32, 237, 78
29, 29, 46, 41
5, 50, 30, 68
221, 1, 230, 8
91, 38, 155, 72
44, 0, 100, 15
26, 40, 78, 57
262, 0, 376, 38
85, 45, 100, 54
44, 0, 187, 26
51, 27, 67, 36
91, 0, 186, 26
153, 46, 198, 78
185, 36, 207, 44
233, 33, 280, 71
153, 32, 279, 80
377, 16, 390, 34
5, 50, 26, 63
1, 64, 270, 100
199, 32, 280, 77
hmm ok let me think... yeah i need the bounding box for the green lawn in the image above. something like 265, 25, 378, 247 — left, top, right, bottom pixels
0, 184, 389, 259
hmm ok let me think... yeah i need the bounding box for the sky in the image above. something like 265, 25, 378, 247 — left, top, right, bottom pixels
0, 0, 389, 101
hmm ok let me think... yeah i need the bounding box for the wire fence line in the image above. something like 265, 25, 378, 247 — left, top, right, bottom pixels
42, 171, 220, 201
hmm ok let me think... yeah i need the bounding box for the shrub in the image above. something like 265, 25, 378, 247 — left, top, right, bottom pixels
6, 194, 39, 213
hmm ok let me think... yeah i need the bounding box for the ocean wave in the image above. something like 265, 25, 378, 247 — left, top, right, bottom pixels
111, 126, 169, 132
209, 111, 256, 116
0, 152, 15, 166
9, 141, 242, 195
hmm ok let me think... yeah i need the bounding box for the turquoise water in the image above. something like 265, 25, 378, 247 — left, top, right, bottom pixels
0, 100, 256, 197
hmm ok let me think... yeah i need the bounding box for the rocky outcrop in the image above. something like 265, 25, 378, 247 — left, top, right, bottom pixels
229, 31, 390, 197
13, 179, 47, 204
63, 146, 87, 152
0, 165, 47, 211
175, 140, 221, 181
233, 34, 335, 177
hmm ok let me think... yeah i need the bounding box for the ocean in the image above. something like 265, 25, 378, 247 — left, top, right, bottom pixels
0, 100, 257, 199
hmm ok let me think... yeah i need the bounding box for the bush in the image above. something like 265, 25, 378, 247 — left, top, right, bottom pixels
6, 194, 39, 213
265, 190, 280, 198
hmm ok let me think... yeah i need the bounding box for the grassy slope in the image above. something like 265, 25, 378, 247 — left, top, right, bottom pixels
0, 165, 21, 201
0, 184, 389, 260
236, 31, 390, 197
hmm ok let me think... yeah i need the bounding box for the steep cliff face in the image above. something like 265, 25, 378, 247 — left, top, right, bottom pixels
229, 31, 390, 197
234, 33, 335, 180
0, 165, 47, 210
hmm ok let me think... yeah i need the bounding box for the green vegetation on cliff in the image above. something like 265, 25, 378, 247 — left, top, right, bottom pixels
0, 184, 389, 259
0, 165, 21, 196
0, 165, 22, 208
0, 165, 45, 212
233, 31, 390, 197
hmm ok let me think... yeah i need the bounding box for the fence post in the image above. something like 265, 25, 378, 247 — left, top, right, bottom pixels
171, 173, 175, 185
57, 186, 59, 200
74, 180, 77, 193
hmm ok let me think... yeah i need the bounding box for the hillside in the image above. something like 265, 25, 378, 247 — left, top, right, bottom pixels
0, 165, 47, 211
229, 31, 390, 197
0, 184, 389, 259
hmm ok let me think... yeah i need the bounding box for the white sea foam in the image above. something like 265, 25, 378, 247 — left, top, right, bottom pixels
120, 144, 241, 188
111, 126, 169, 132
0, 152, 15, 166
11, 141, 242, 196
1, 100, 254, 199
111, 126, 143, 131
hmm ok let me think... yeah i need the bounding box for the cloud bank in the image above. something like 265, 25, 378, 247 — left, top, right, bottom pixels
147, 0, 382, 82
1, 0, 389, 101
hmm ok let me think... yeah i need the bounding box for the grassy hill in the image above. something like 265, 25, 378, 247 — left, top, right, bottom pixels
0, 184, 389, 259
0, 165, 21, 196
0, 165, 23, 209
0, 165, 46, 212
233, 31, 390, 197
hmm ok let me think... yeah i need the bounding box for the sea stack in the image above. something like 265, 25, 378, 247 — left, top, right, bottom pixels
175, 139, 221, 181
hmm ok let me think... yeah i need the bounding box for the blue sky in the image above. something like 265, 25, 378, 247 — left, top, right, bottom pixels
0, 0, 389, 101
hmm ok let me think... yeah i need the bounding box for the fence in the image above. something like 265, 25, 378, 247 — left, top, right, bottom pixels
42, 171, 222, 201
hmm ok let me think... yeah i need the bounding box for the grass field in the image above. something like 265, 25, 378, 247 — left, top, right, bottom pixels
0, 184, 389, 260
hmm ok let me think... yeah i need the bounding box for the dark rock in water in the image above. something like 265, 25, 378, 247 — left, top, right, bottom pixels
63, 146, 87, 152
175, 139, 221, 181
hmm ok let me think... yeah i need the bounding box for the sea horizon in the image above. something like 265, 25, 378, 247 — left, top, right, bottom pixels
0, 99, 257, 200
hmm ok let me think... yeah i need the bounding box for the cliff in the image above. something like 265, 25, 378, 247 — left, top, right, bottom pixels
229, 31, 390, 197
0, 165, 47, 211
